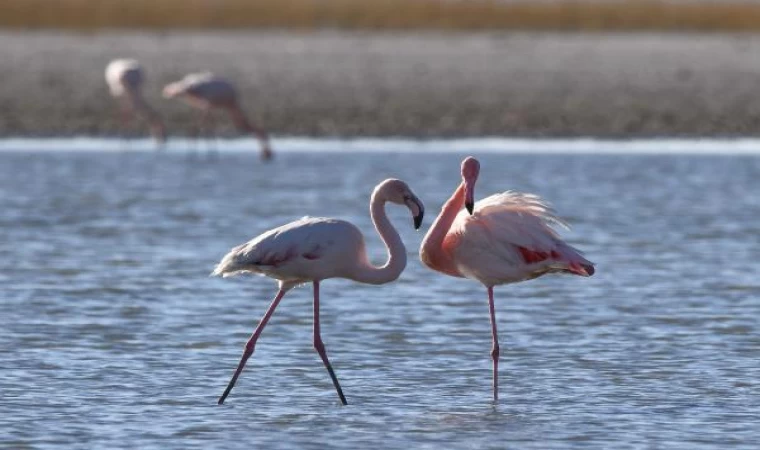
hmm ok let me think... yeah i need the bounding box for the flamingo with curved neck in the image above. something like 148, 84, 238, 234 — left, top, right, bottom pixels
212, 178, 424, 405
421, 156, 594, 402
163, 72, 272, 161
105, 59, 166, 145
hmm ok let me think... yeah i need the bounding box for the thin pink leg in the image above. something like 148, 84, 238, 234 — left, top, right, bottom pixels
313, 281, 348, 405
192, 110, 209, 156
120, 102, 132, 126
249, 122, 272, 161
118, 101, 133, 139
206, 111, 219, 158
218, 288, 287, 405
487, 286, 500, 402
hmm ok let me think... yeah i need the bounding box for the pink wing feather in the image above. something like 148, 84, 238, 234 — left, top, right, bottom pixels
212, 217, 327, 277
211, 217, 361, 281
448, 191, 593, 286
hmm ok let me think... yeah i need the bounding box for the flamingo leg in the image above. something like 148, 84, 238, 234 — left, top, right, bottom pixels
206, 110, 219, 159
313, 281, 348, 405
218, 288, 287, 405
487, 286, 500, 402
117, 99, 134, 148
249, 121, 272, 161
189, 109, 210, 158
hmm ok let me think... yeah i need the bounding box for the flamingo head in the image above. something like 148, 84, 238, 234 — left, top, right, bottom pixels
375, 179, 425, 230
461, 156, 480, 215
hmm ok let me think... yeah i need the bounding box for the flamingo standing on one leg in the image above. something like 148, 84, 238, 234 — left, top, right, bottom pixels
420, 157, 594, 402
105, 59, 166, 146
212, 179, 424, 405
163, 72, 272, 161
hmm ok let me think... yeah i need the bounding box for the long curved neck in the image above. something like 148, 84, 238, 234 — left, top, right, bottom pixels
127, 90, 161, 128
419, 182, 464, 273
228, 104, 268, 141
350, 192, 407, 285
228, 104, 251, 132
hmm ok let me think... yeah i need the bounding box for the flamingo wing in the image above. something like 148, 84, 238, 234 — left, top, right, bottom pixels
211, 217, 362, 279
449, 191, 593, 285
165, 73, 237, 106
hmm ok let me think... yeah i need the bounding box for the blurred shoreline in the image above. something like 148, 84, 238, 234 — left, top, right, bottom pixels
3, 31, 760, 138
5, 137, 760, 156
7, 0, 760, 31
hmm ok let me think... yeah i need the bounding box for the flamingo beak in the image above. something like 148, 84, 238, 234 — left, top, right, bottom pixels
406, 196, 425, 230
413, 212, 424, 230
463, 184, 475, 215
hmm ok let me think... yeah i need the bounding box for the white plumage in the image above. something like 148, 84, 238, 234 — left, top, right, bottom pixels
105, 59, 144, 97
163, 72, 237, 106
212, 217, 368, 287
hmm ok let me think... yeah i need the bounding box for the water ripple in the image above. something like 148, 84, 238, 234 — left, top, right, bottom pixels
1, 148, 759, 449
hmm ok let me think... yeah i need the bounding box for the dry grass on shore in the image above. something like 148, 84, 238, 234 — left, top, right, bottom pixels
5, 0, 760, 31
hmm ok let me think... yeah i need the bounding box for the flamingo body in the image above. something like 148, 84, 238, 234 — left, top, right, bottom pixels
213, 217, 371, 287
440, 191, 593, 287
163, 72, 238, 108
105, 59, 144, 96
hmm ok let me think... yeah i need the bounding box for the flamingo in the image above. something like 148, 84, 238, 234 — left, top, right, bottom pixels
419, 156, 594, 402
105, 59, 166, 145
212, 178, 425, 405
163, 72, 273, 161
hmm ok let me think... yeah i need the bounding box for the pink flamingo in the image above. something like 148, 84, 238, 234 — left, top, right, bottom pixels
420, 156, 594, 402
105, 59, 166, 145
212, 179, 424, 405
163, 72, 272, 161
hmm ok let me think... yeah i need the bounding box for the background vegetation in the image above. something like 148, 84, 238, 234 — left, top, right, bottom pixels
5, 0, 760, 31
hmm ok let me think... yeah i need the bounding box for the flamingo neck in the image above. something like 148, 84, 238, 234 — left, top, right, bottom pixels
350, 191, 407, 285
229, 105, 269, 140
127, 91, 164, 143
127, 91, 159, 123
227, 105, 248, 131
419, 182, 465, 275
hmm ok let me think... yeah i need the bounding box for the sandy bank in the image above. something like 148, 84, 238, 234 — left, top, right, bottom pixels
2, 31, 760, 138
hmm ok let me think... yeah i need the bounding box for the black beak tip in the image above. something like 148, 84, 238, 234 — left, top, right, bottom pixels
465, 201, 474, 215
413, 214, 424, 230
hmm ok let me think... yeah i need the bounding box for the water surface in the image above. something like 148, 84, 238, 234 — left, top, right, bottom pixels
1, 139, 759, 449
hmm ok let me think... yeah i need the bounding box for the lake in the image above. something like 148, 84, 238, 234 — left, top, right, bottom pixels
1, 138, 759, 449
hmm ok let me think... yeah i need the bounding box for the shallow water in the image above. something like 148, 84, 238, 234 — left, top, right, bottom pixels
2, 139, 759, 449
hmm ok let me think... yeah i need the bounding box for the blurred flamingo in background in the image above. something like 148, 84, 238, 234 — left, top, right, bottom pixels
105, 59, 166, 146
420, 156, 594, 402
212, 178, 425, 405
163, 72, 272, 161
